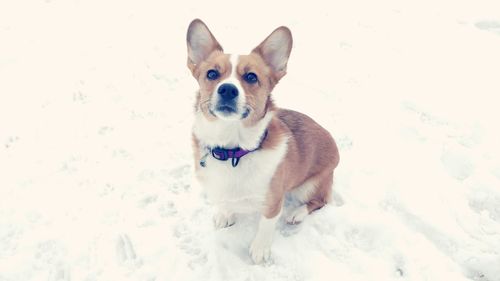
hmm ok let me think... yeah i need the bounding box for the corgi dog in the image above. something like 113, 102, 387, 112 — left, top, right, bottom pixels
186, 19, 339, 264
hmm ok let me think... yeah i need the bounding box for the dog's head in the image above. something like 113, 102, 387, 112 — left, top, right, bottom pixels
186, 19, 292, 125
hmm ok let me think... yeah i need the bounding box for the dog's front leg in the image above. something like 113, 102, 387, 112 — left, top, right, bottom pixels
213, 208, 235, 229
249, 200, 283, 264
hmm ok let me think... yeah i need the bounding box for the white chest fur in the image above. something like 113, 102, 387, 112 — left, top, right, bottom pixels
196, 139, 288, 214
193, 111, 288, 214
192, 111, 274, 150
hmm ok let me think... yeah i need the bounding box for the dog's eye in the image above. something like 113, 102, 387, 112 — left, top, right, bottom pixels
206, 69, 220, 80
243, 72, 258, 84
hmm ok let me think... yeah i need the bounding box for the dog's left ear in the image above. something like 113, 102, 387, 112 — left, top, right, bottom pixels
252, 26, 293, 80
186, 19, 223, 73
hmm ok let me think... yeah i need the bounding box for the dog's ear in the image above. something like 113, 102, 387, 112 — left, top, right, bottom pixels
252, 26, 293, 80
186, 19, 223, 73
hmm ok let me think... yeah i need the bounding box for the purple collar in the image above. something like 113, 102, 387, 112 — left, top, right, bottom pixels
202, 130, 268, 168
211, 147, 257, 167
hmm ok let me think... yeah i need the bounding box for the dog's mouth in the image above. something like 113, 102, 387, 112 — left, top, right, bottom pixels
208, 103, 250, 119
216, 104, 237, 114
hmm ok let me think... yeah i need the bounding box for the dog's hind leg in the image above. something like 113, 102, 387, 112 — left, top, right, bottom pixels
306, 170, 333, 212
286, 171, 333, 224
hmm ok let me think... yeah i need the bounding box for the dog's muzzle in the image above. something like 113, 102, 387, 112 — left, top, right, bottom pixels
215, 83, 239, 115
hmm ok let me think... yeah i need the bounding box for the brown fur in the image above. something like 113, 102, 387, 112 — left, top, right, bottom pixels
191, 51, 231, 122
236, 54, 278, 126
260, 110, 339, 218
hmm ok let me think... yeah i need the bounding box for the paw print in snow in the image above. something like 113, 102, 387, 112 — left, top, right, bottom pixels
4, 136, 19, 149
48, 263, 71, 281
116, 234, 142, 268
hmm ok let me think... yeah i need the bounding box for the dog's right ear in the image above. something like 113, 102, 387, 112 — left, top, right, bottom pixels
252, 26, 292, 81
186, 19, 223, 73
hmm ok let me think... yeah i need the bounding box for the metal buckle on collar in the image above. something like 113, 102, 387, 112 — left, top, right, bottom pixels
210, 148, 242, 167
211, 148, 228, 161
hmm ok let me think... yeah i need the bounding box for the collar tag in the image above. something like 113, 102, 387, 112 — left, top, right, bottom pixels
231, 156, 241, 167
199, 151, 209, 167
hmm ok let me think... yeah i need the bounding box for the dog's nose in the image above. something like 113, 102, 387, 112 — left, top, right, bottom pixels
217, 83, 239, 100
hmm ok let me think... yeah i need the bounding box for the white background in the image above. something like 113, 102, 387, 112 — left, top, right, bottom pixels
1, 0, 500, 280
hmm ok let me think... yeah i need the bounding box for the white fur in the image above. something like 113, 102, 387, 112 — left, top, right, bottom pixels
229, 54, 243, 86
195, 93, 286, 264
250, 211, 281, 263
193, 111, 274, 150
196, 132, 288, 215
289, 179, 317, 203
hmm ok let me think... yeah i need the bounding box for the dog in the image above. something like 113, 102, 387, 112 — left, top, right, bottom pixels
186, 19, 340, 264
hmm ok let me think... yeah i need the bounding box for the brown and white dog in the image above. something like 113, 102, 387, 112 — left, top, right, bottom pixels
186, 19, 339, 264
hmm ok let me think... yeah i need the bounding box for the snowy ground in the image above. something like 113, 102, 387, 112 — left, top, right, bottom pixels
1, 0, 500, 280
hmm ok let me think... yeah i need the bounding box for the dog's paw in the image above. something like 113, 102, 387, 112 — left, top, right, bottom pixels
286, 205, 309, 225
213, 212, 235, 229
249, 238, 272, 264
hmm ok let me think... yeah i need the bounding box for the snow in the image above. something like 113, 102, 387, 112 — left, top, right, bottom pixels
1, 0, 500, 280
